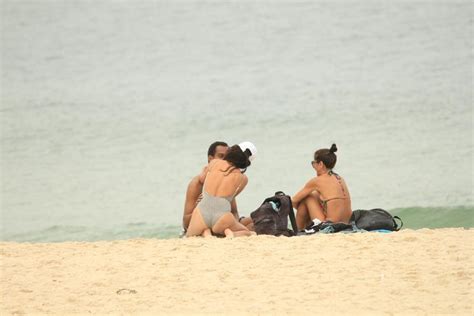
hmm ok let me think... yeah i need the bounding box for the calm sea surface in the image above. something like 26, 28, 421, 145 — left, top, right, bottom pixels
1, 1, 472, 241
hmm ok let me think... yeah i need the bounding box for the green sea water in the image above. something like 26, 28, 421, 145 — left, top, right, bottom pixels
390, 206, 474, 230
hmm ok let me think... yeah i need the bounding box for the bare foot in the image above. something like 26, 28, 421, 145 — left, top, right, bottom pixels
202, 228, 213, 238
224, 228, 234, 238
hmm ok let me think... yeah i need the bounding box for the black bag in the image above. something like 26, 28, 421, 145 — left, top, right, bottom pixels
250, 191, 298, 236
350, 208, 403, 231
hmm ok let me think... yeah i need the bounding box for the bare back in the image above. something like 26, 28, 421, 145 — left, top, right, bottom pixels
202, 159, 248, 198
315, 172, 352, 223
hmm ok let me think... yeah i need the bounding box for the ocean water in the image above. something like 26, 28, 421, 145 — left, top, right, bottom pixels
1, 1, 472, 242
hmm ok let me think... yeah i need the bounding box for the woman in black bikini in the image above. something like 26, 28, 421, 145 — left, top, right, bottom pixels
292, 144, 352, 230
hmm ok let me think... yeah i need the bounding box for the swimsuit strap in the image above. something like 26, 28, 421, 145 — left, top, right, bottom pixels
321, 197, 346, 212
328, 170, 341, 179
328, 169, 346, 196
203, 171, 210, 192
231, 173, 245, 198
323, 197, 346, 203
203, 165, 244, 200
203, 160, 222, 192
202, 161, 215, 192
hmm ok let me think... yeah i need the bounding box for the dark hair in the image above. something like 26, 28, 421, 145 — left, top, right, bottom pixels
222, 145, 251, 174
207, 141, 228, 157
314, 143, 338, 169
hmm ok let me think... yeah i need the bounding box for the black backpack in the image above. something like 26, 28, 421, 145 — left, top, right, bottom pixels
350, 208, 403, 231
250, 191, 298, 236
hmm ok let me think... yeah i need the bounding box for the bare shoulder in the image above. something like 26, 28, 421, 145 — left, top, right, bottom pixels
306, 176, 319, 188
202, 159, 223, 174
240, 173, 249, 185
188, 174, 201, 187
208, 159, 219, 169
198, 165, 209, 184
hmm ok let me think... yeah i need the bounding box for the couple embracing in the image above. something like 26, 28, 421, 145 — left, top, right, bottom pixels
183, 141, 352, 238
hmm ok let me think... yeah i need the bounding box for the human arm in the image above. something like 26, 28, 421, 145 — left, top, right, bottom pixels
234, 174, 248, 197
182, 176, 203, 230
292, 178, 319, 209
230, 199, 240, 220
182, 165, 210, 229
197, 165, 209, 185
229, 174, 248, 220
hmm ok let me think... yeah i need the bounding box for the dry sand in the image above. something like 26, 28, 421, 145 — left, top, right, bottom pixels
1, 228, 473, 315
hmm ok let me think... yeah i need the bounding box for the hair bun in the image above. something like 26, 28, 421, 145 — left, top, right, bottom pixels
329, 143, 338, 153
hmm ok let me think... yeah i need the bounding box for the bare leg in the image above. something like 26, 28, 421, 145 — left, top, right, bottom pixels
183, 176, 203, 231
239, 217, 255, 231
232, 230, 256, 237
296, 202, 311, 230
245, 221, 254, 231
213, 213, 253, 237
305, 191, 326, 222
185, 208, 208, 237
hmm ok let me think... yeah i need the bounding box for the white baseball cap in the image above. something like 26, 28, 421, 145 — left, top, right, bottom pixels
238, 141, 257, 161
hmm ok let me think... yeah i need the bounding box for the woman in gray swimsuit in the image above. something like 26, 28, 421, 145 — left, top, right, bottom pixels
292, 144, 352, 230
186, 142, 257, 238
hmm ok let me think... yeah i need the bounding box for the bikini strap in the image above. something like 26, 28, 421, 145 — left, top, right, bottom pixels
328, 169, 341, 180
203, 160, 217, 191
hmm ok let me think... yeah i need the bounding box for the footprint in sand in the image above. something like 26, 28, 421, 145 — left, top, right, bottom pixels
116, 288, 137, 295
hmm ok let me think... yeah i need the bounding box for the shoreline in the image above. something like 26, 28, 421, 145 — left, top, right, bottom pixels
2, 205, 473, 243
1, 228, 473, 315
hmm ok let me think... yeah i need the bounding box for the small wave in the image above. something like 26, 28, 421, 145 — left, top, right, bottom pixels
389, 206, 473, 229
43, 225, 87, 233
1, 223, 182, 243
1, 206, 472, 243
126, 222, 148, 227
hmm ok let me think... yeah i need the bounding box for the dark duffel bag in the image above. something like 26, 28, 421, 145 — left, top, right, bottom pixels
250, 191, 298, 236
351, 208, 403, 231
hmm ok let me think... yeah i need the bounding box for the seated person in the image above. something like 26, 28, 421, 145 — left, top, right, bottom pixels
182, 141, 253, 234
292, 144, 352, 230
186, 142, 257, 238
183, 141, 229, 232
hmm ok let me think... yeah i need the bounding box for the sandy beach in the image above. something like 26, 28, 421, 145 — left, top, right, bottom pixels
1, 228, 473, 315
